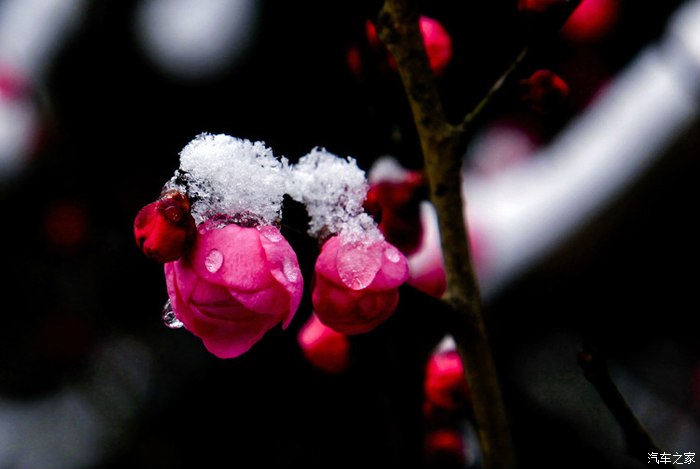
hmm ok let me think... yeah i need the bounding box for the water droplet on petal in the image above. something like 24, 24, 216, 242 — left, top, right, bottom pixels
283, 258, 299, 282
259, 225, 283, 242
205, 249, 224, 273
337, 242, 381, 290
162, 299, 183, 329
384, 244, 401, 263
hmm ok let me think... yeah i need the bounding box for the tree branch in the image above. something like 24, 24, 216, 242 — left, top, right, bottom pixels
376, 2, 584, 468
577, 344, 667, 466
376, 2, 513, 468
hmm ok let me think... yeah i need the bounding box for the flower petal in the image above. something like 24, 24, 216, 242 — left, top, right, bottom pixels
258, 225, 304, 329
190, 223, 274, 291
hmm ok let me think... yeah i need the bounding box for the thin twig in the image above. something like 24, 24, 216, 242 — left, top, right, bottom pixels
577, 344, 667, 466
458, 47, 529, 133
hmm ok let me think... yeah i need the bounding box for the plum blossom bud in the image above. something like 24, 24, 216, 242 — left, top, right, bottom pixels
419, 16, 453, 76
164, 221, 303, 358
520, 69, 570, 114
365, 170, 427, 256
424, 348, 469, 411
134, 191, 196, 262
423, 428, 469, 467
297, 312, 350, 374
562, 0, 618, 43
312, 235, 409, 335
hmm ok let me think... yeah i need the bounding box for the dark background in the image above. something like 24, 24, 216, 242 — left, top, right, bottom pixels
0, 1, 697, 468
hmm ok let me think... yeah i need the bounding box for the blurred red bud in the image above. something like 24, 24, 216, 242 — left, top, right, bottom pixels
297, 313, 350, 374
562, 0, 618, 43
424, 428, 468, 467
424, 349, 469, 411
520, 69, 570, 114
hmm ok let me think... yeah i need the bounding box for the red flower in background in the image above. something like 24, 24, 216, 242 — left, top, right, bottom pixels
418, 16, 453, 76
520, 69, 570, 114
424, 349, 469, 411
423, 428, 469, 467
365, 169, 427, 256
563, 0, 618, 43
165, 221, 303, 358
312, 235, 409, 334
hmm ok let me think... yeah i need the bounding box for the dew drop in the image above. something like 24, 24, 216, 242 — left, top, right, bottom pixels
162, 299, 183, 329
337, 243, 381, 290
384, 244, 401, 263
204, 249, 224, 273
283, 258, 299, 282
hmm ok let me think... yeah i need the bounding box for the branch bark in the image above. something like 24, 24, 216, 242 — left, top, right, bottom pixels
376, 1, 586, 467
376, 2, 514, 468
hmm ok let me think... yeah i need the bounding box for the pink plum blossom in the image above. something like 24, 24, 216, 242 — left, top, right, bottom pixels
312, 235, 409, 335
164, 221, 303, 358
297, 312, 350, 374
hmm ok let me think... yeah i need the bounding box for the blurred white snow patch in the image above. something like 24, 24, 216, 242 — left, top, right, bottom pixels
466, 122, 538, 177
368, 156, 412, 184
466, 25, 699, 299
175, 133, 288, 225
289, 147, 381, 243
0, 0, 87, 77
134, 0, 259, 80
435, 334, 457, 353
0, 94, 37, 183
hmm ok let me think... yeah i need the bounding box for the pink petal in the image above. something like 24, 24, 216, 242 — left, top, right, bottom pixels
258, 225, 304, 328
190, 223, 274, 291
229, 283, 288, 317
187, 304, 280, 358
313, 276, 398, 335
370, 242, 409, 290
165, 259, 201, 331
314, 236, 342, 283
335, 240, 382, 290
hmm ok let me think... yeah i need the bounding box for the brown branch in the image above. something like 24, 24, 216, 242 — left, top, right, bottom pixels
577, 344, 667, 466
375, 2, 584, 468
376, 2, 513, 468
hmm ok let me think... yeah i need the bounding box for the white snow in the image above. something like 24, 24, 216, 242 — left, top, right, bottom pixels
287, 147, 381, 243
170, 133, 289, 226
